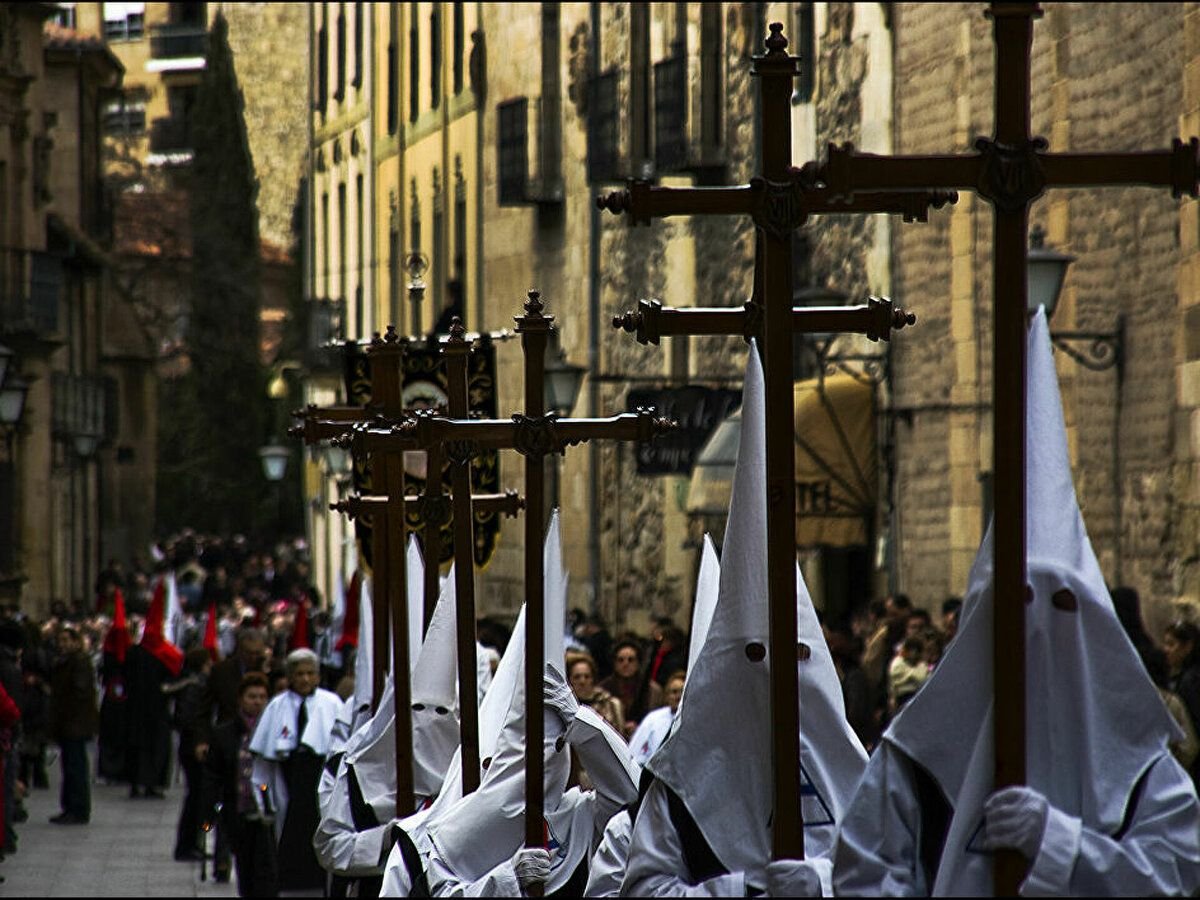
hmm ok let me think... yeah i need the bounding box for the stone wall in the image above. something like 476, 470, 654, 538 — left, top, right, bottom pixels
891, 2, 1196, 630
222, 3, 309, 250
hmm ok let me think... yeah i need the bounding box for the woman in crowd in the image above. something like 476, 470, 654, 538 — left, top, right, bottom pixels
566, 651, 624, 736
598, 639, 662, 739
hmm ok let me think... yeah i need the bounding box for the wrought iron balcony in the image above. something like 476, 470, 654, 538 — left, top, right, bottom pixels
149, 24, 207, 60
149, 116, 192, 155
0, 249, 62, 338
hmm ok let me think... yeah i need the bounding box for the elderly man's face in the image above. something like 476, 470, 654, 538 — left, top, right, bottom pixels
289, 661, 319, 697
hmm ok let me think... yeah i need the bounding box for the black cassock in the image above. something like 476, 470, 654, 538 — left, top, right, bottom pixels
276, 746, 326, 891
123, 645, 173, 789
97, 651, 128, 782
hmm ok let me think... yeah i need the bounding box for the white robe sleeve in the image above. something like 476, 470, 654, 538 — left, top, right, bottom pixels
620, 781, 746, 898
566, 705, 640, 839
425, 847, 522, 898
832, 742, 928, 897
314, 756, 399, 877
585, 809, 632, 897
1020, 754, 1200, 897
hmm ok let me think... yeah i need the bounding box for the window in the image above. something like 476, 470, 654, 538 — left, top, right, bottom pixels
539, 3, 561, 194
409, 12, 420, 122
430, 6, 441, 110
49, 4, 77, 29
497, 98, 528, 205
452, 2, 464, 95
387, 3, 398, 134
700, 4, 723, 148
337, 182, 347, 308
793, 3, 815, 104
454, 161, 467, 316
317, 8, 328, 114
353, 2, 363, 88
629, 2, 651, 175
321, 191, 330, 299
586, 69, 619, 183
103, 2, 145, 41
355, 174, 364, 334
653, 54, 687, 172
432, 170, 444, 318
103, 96, 146, 136
335, 3, 346, 101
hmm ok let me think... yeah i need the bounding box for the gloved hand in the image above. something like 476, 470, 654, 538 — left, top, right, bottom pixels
544, 662, 579, 729
766, 856, 832, 896
982, 785, 1050, 860
511, 846, 551, 895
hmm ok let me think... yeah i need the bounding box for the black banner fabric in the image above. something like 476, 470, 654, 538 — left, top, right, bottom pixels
341, 338, 501, 570
626, 386, 742, 476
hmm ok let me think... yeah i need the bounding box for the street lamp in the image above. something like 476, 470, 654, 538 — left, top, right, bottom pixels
0, 373, 29, 427
1027, 225, 1075, 320
259, 442, 291, 482
544, 344, 586, 417
407, 251, 429, 337
1027, 226, 1122, 376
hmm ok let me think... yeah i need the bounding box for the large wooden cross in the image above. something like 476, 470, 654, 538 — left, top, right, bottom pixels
295, 329, 517, 804
597, 25, 953, 861
813, 3, 1200, 891
342, 292, 674, 882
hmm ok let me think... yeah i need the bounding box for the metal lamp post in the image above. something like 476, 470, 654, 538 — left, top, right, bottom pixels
407, 251, 429, 337
1027, 226, 1122, 377
259, 441, 291, 539
543, 342, 586, 511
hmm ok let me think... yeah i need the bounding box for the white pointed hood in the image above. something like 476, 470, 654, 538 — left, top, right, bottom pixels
350, 574, 374, 727
410, 605, 528, 834
544, 509, 567, 673
687, 534, 721, 676
648, 343, 867, 880
887, 308, 1179, 894
425, 665, 582, 891
349, 568, 463, 810
407, 534, 424, 671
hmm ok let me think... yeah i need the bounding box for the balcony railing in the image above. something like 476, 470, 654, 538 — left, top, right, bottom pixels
149, 117, 192, 155
0, 249, 62, 338
149, 24, 207, 60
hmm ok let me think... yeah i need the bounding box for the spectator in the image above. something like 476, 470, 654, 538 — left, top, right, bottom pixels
566, 651, 625, 736
574, 612, 614, 681
1164, 620, 1200, 785
828, 631, 878, 752
0, 621, 24, 851
940, 596, 962, 643
887, 635, 929, 715
204, 672, 275, 894
0, 680, 18, 858
49, 626, 98, 825
628, 670, 685, 765
599, 639, 663, 739
645, 619, 688, 689
1113, 585, 1166, 676
1144, 651, 1200, 772
169, 647, 213, 861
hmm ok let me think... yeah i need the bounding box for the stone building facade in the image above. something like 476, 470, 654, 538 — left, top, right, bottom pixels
0, 5, 160, 615
301, 2, 903, 632
888, 2, 1200, 635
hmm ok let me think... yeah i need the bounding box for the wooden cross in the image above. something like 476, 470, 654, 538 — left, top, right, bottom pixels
332, 484, 523, 799
342, 291, 675, 881
597, 25, 953, 862
813, 3, 1200, 891
295, 330, 513, 805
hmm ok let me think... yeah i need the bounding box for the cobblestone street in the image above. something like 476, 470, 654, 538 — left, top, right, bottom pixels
1, 746, 238, 898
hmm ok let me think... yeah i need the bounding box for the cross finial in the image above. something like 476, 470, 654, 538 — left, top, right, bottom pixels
383, 324, 400, 343
448, 316, 466, 343
370, 331, 384, 347
525, 290, 545, 317
765, 22, 788, 56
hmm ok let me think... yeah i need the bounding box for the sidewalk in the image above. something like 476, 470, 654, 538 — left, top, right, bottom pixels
1, 745, 239, 897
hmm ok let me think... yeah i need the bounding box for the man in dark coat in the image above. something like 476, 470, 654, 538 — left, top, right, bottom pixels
204, 672, 276, 896
49, 626, 97, 824
193, 626, 266, 878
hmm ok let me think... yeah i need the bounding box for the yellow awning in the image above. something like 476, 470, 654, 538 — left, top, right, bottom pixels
687, 371, 877, 549
794, 372, 876, 548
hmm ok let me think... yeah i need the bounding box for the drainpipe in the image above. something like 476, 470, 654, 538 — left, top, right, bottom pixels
587, 1, 601, 615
